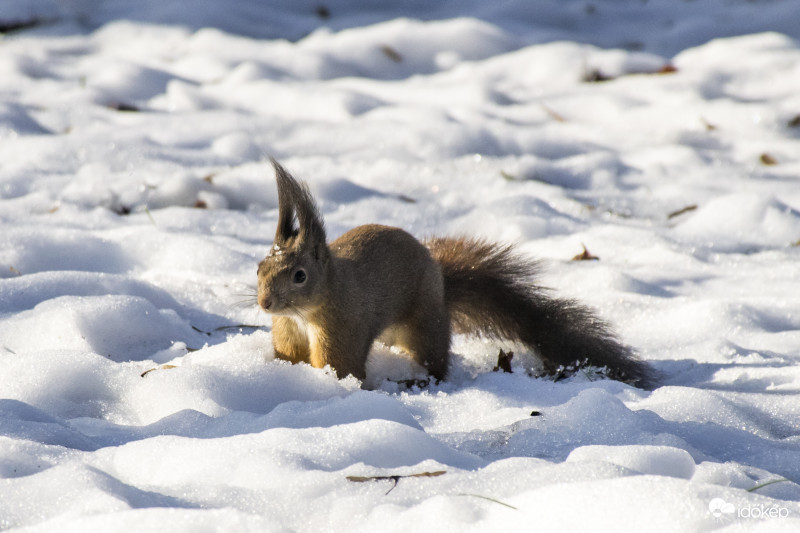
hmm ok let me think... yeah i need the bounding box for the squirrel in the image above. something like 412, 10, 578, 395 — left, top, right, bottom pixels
257, 159, 656, 389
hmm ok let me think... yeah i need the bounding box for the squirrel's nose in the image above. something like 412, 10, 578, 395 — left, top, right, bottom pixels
259, 294, 273, 311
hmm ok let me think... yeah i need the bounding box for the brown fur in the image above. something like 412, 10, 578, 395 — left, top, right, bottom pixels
258, 160, 655, 388
427, 237, 655, 387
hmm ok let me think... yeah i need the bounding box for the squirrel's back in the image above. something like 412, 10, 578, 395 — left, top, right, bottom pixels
328, 224, 445, 325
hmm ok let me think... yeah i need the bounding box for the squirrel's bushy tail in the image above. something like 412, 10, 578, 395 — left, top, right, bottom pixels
426, 237, 655, 389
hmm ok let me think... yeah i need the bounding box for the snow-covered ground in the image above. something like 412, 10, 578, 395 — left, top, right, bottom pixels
2, 0, 800, 530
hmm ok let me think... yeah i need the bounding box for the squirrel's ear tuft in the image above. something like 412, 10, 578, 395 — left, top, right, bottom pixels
273, 158, 297, 243
271, 158, 326, 247
270, 158, 299, 243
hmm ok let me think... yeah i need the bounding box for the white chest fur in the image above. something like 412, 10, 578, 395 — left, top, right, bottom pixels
290, 314, 319, 346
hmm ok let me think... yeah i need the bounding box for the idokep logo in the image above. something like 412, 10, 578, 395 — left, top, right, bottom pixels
709, 498, 790, 521
708, 498, 735, 519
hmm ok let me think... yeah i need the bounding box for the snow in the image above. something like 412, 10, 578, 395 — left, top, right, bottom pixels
2, 0, 800, 530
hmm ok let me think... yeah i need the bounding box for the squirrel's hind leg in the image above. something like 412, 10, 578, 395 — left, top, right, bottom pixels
393, 302, 451, 381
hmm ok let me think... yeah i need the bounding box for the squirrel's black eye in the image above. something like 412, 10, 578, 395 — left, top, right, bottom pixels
293, 269, 307, 285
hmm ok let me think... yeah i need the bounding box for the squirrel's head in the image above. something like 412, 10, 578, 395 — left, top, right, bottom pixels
257, 159, 329, 315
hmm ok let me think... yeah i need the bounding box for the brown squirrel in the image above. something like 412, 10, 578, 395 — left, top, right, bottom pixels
257, 159, 655, 388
